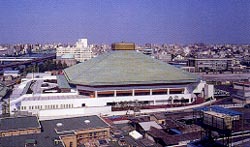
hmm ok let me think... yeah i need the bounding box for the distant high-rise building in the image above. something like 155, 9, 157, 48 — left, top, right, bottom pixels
56, 38, 93, 62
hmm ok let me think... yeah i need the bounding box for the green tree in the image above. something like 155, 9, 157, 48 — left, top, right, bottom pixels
56, 60, 63, 70
62, 62, 68, 69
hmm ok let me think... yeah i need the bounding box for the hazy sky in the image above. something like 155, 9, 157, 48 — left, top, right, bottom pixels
0, 0, 250, 44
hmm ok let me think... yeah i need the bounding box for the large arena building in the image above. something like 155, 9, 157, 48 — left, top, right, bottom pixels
9, 43, 213, 118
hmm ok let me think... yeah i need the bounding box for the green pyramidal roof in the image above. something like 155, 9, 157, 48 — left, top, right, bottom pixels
63, 50, 198, 86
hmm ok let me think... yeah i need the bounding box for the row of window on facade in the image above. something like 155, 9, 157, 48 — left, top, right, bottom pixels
77, 131, 108, 139
1, 129, 40, 137
79, 88, 185, 98
21, 104, 74, 110
97, 89, 185, 98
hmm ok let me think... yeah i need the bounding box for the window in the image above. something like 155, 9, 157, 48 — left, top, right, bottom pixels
152, 89, 168, 95
134, 90, 150, 96
97, 91, 115, 97
116, 90, 133, 97
169, 88, 184, 94
107, 102, 116, 106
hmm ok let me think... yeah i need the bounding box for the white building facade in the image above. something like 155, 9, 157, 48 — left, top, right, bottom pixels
56, 38, 93, 62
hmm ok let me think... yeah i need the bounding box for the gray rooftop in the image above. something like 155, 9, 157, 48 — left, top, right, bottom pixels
0, 115, 108, 147
64, 50, 198, 86
1, 117, 63, 147
51, 115, 109, 134
0, 116, 40, 132
57, 75, 71, 89
138, 121, 162, 131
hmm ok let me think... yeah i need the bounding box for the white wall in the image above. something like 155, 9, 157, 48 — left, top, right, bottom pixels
20, 93, 193, 116
38, 106, 111, 119
204, 84, 214, 99
193, 80, 206, 94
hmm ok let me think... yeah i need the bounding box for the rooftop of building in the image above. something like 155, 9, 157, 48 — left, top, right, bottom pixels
147, 127, 201, 146
1, 116, 63, 147
111, 42, 135, 50
138, 121, 162, 131
22, 94, 85, 101
64, 50, 198, 86
194, 106, 242, 117
0, 115, 109, 147
50, 115, 110, 134
0, 116, 40, 132
188, 139, 228, 147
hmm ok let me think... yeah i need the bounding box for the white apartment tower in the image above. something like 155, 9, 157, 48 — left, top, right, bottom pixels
57, 38, 93, 62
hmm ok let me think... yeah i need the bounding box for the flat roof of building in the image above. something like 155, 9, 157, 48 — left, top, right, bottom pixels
138, 121, 162, 131
64, 50, 198, 86
22, 94, 86, 101
0, 115, 109, 147
194, 106, 242, 116
48, 115, 109, 134
1, 117, 63, 147
0, 116, 40, 132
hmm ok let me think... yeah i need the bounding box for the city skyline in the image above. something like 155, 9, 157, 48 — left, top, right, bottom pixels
0, 0, 250, 44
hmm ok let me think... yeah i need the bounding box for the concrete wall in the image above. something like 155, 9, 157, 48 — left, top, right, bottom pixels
38, 106, 112, 118
204, 84, 214, 99
21, 93, 193, 113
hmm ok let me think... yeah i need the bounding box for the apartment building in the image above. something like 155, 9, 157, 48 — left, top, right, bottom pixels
56, 38, 93, 62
